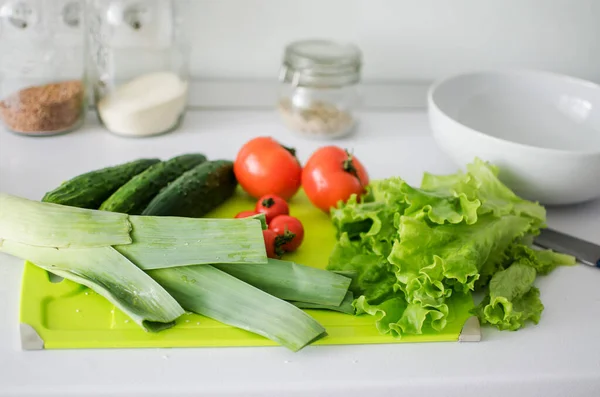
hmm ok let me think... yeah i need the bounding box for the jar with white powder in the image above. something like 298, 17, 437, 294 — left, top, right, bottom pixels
88, 0, 190, 137
278, 40, 362, 139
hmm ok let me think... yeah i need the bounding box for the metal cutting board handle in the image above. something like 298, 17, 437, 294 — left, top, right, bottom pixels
535, 228, 600, 268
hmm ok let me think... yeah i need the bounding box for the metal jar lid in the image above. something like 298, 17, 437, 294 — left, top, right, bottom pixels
279, 39, 362, 88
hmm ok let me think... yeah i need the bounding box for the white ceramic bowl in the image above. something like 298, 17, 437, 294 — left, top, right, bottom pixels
428, 70, 600, 205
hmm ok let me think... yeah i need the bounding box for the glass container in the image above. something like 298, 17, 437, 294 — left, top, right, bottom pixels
0, 0, 86, 136
88, 0, 190, 137
277, 39, 362, 139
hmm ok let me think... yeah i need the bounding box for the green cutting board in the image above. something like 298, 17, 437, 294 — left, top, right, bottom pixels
19, 188, 479, 350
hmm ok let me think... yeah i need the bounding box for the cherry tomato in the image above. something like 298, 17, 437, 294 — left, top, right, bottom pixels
235, 210, 259, 219
255, 194, 289, 224
302, 146, 369, 212
268, 215, 304, 252
234, 137, 302, 200
262, 229, 285, 259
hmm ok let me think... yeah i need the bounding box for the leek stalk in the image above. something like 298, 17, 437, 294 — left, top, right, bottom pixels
1, 193, 268, 269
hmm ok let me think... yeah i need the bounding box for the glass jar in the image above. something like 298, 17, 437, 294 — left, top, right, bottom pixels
0, 0, 86, 136
87, 0, 190, 138
277, 39, 362, 139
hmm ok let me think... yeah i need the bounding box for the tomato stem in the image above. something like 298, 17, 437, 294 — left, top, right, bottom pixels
274, 231, 295, 257
261, 197, 276, 208
343, 149, 363, 186
281, 144, 297, 158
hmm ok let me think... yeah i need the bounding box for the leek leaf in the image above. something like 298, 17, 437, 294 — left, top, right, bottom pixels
0, 193, 131, 248
249, 213, 268, 230
214, 259, 352, 306
290, 291, 356, 314
116, 216, 267, 269
0, 240, 184, 331
149, 265, 327, 351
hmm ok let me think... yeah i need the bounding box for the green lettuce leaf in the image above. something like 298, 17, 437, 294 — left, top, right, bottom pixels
400, 182, 481, 225
506, 244, 577, 275
331, 182, 404, 258
327, 158, 574, 338
354, 293, 457, 337
353, 296, 408, 336
328, 233, 397, 305
466, 159, 546, 226
389, 214, 533, 296
422, 158, 546, 229
347, 176, 481, 226
421, 171, 469, 193
476, 262, 543, 331
476, 242, 578, 290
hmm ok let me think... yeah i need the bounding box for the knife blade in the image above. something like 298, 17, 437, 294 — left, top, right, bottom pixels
534, 228, 600, 268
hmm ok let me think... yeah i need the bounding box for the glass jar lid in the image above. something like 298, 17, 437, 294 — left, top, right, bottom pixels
280, 39, 362, 88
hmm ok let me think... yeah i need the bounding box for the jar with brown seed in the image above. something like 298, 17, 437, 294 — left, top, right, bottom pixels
0, 0, 86, 136
278, 39, 362, 140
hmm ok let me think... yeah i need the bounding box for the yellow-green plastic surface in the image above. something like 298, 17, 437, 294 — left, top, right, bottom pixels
19, 188, 475, 349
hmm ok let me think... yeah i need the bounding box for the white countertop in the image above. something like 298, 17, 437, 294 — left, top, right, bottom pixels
1, 109, 599, 397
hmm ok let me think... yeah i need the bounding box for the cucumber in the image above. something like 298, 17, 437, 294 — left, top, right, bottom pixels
142, 160, 237, 218
42, 158, 160, 209
99, 154, 207, 214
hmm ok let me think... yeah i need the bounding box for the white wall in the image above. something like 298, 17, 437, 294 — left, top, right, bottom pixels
188, 0, 600, 83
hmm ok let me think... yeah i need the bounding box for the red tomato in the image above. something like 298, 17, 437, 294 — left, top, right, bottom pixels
235, 210, 259, 219
255, 194, 289, 224
268, 215, 304, 252
302, 146, 369, 212
234, 137, 302, 200
262, 229, 284, 259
